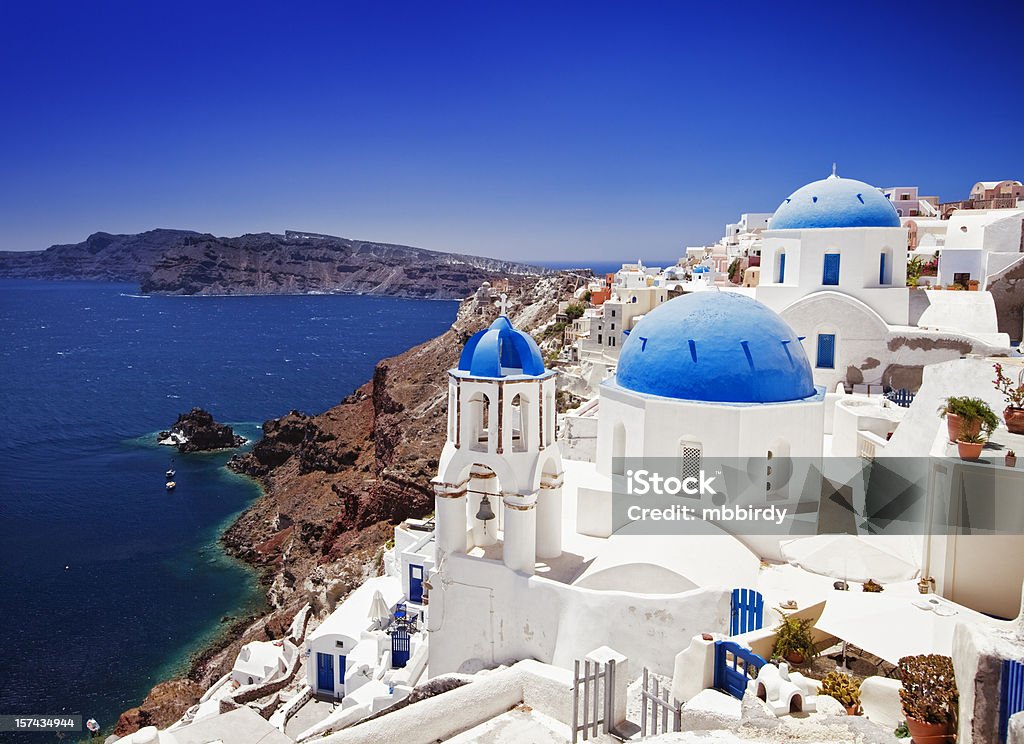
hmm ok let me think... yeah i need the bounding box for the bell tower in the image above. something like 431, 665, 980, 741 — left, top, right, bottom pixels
434, 311, 563, 575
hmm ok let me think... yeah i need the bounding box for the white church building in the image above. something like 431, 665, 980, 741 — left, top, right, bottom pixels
755, 169, 1012, 392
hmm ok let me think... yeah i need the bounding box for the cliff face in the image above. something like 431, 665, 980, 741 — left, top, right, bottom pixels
0, 229, 201, 282
0, 227, 550, 300
139, 231, 549, 298
114, 272, 582, 735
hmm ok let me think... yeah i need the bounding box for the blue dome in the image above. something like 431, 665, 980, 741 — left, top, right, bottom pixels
458, 316, 546, 378
771, 173, 901, 230
615, 292, 816, 403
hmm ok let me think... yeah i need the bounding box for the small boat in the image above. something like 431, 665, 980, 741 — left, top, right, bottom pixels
166, 481, 177, 491
165, 469, 176, 479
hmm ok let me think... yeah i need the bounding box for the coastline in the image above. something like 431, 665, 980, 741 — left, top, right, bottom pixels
110, 273, 579, 738
105, 425, 273, 737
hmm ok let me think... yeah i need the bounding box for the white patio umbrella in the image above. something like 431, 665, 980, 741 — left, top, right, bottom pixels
368, 589, 390, 629
780, 534, 921, 583
813, 591, 991, 666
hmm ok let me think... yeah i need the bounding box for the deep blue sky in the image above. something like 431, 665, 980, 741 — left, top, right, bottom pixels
1, 1, 1022, 261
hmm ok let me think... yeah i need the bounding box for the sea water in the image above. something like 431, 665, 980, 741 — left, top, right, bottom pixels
0, 281, 456, 737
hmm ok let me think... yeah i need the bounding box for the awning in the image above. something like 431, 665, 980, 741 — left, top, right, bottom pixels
814, 591, 989, 666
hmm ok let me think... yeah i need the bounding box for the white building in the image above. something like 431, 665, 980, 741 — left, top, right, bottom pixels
755, 170, 1012, 391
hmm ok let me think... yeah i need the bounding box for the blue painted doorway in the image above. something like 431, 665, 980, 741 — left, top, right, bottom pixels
409, 564, 424, 603
316, 652, 334, 693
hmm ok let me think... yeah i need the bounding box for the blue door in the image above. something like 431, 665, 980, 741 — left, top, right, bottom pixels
337, 654, 346, 695
822, 253, 840, 285
409, 564, 424, 603
879, 252, 887, 285
816, 333, 836, 369
778, 253, 786, 283
316, 652, 334, 693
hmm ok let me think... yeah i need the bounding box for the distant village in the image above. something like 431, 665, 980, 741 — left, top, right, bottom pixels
112, 174, 1024, 744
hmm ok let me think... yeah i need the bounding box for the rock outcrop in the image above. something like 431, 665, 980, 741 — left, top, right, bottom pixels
159, 408, 245, 452
114, 272, 584, 735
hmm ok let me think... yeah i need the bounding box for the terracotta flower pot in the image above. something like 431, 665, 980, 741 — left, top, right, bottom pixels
957, 440, 984, 461
1007, 453, 1017, 468
1004, 407, 1024, 435
946, 413, 981, 443
905, 715, 955, 743
844, 704, 861, 716
784, 651, 805, 665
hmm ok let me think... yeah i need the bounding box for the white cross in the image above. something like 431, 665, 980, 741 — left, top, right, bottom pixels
496, 293, 508, 316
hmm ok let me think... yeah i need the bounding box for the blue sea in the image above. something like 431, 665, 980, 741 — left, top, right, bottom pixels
0, 281, 456, 740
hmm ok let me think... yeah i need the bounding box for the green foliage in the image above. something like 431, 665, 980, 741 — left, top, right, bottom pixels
581, 290, 592, 302
898, 654, 958, 725
937, 396, 999, 434
894, 721, 910, 738
728, 258, 742, 284
564, 302, 585, 320
956, 427, 986, 445
906, 255, 923, 286
771, 615, 818, 662
818, 671, 861, 710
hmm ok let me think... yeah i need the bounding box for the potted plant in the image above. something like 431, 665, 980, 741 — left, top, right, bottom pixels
771, 615, 817, 665
862, 578, 884, 593
818, 670, 862, 715
1007, 450, 1017, 468
937, 396, 999, 443
993, 363, 1024, 434
898, 654, 958, 743
956, 428, 986, 461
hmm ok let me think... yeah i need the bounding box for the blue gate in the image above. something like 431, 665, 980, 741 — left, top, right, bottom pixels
730, 588, 764, 636
409, 564, 424, 603
1000, 658, 1024, 743
316, 652, 334, 693
714, 641, 766, 700
391, 626, 411, 668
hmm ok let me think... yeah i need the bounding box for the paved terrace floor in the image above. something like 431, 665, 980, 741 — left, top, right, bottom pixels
443, 704, 571, 743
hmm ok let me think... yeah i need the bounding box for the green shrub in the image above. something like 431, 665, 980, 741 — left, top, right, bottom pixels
937, 396, 999, 434
771, 615, 818, 662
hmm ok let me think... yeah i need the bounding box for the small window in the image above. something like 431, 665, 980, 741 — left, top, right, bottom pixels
823, 254, 840, 285
777, 252, 786, 283
597, 334, 602, 344
816, 334, 836, 369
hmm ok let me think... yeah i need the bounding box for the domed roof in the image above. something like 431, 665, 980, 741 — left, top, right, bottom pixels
615, 292, 816, 404
457, 316, 546, 378
771, 170, 901, 230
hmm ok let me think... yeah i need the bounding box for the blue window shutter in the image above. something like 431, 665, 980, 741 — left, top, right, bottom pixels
823, 254, 840, 285
879, 253, 887, 285
778, 253, 786, 283
817, 334, 836, 369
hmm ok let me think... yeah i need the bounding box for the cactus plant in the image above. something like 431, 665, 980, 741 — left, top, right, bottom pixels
818, 670, 861, 714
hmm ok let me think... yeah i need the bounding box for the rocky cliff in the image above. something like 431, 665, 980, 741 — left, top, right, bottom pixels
0, 229, 201, 282
114, 272, 583, 735
0, 228, 550, 300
